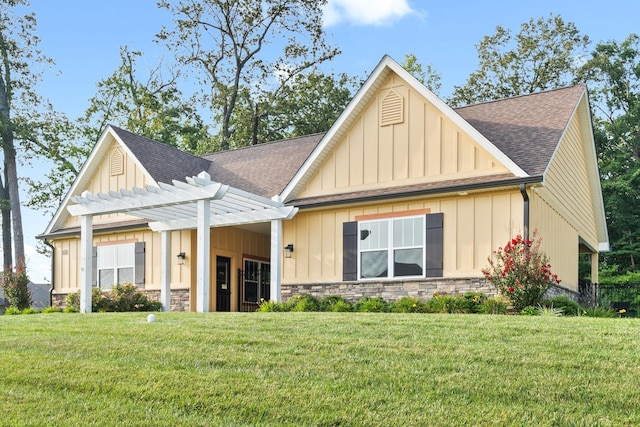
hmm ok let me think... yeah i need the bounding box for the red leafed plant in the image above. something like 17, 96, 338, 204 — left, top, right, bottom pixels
1, 260, 32, 310
482, 232, 561, 312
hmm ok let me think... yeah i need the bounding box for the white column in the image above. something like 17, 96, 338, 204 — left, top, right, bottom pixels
79, 215, 93, 313
196, 198, 211, 312
270, 218, 283, 303
160, 231, 171, 312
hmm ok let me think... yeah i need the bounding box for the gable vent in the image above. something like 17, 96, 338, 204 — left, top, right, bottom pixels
380, 90, 404, 126
110, 148, 124, 176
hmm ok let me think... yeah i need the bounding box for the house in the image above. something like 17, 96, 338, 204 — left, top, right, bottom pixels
38, 55, 608, 312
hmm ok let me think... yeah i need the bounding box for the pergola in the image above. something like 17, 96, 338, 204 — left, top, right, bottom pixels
67, 171, 297, 313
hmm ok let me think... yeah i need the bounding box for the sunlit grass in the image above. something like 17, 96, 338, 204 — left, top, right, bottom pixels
1, 312, 639, 426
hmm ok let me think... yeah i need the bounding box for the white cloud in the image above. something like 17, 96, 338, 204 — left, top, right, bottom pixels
323, 0, 415, 27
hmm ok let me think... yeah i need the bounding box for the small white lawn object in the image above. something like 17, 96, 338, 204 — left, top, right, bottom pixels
147, 313, 156, 323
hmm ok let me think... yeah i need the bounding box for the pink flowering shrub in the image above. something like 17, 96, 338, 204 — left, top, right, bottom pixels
482, 232, 561, 311
1, 260, 32, 310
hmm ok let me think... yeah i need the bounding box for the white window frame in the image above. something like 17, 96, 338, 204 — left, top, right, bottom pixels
357, 215, 426, 280
96, 243, 136, 290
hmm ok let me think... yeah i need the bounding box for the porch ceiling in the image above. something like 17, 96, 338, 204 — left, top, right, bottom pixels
67, 171, 297, 232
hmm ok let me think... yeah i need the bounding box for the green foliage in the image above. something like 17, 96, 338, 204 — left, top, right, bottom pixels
461, 292, 488, 313
479, 296, 509, 315
577, 34, 640, 272
256, 300, 284, 312
41, 306, 62, 313
581, 306, 617, 318
4, 307, 21, 315
542, 296, 582, 316
536, 305, 564, 317
319, 295, 352, 312
520, 306, 540, 316
353, 296, 389, 313
284, 294, 321, 312
64, 306, 79, 313
450, 14, 589, 106
389, 296, 426, 313
424, 294, 470, 314
483, 232, 560, 311
157, 0, 340, 150
65, 284, 162, 313
401, 53, 442, 94
0, 262, 32, 310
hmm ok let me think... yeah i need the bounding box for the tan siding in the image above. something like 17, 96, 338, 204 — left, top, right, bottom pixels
538, 114, 598, 250
530, 191, 579, 290
296, 72, 509, 200
283, 190, 523, 284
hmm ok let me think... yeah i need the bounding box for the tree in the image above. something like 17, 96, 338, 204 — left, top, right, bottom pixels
0, 0, 57, 268
401, 53, 442, 95
450, 14, 590, 106
225, 69, 355, 147
576, 34, 640, 271
156, 0, 340, 150
80, 46, 210, 152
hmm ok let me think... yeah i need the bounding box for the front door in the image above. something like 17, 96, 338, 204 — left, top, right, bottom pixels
216, 256, 231, 312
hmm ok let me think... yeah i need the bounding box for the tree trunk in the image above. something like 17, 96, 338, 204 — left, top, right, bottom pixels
4, 143, 23, 264
0, 171, 11, 268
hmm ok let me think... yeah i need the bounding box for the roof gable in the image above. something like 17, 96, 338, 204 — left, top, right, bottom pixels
280, 55, 529, 202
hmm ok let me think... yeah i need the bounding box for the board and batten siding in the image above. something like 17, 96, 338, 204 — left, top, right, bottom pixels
51, 228, 192, 294
296, 74, 508, 200
282, 190, 524, 284
63, 140, 151, 229
529, 190, 579, 291
536, 110, 598, 251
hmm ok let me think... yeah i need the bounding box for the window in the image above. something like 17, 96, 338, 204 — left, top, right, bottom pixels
359, 216, 425, 279
243, 259, 270, 303
343, 213, 443, 281
95, 243, 138, 289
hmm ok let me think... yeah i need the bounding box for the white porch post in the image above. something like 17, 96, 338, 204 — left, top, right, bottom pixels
160, 231, 171, 312
270, 218, 283, 303
196, 198, 211, 312
79, 215, 93, 313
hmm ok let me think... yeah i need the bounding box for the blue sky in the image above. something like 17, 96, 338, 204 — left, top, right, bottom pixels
19, 0, 640, 283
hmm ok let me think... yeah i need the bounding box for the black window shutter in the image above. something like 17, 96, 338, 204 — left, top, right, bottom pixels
92, 247, 97, 287
343, 221, 358, 281
134, 242, 145, 286
425, 213, 444, 277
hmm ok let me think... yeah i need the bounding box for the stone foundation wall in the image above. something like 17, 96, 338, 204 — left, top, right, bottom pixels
51, 288, 191, 312
282, 278, 580, 304
282, 277, 497, 303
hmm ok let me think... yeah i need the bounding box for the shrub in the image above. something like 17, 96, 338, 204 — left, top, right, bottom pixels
282, 294, 321, 312
389, 296, 425, 313
257, 300, 284, 312
42, 306, 63, 314
520, 306, 539, 316
4, 306, 21, 315
64, 306, 79, 313
1, 261, 32, 310
480, 296, 509, 315
462, 292, 488, 313
353, 296, 388, 313
581, 306, 616, 318
542, 296, 582, 316
536, 305, 564, 316
21, 308, 39, 315
65, 284, 162, 312
483, 232, 561, 311
425, 294, 469, 314
319, 295, 352, 312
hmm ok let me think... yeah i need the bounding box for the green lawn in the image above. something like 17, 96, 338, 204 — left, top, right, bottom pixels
1, 312, 639, 426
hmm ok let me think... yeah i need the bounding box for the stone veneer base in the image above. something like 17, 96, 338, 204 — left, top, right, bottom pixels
51, 288, 191, 312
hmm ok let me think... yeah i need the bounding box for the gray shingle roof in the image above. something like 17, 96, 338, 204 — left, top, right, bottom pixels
111, 126, 212, 185
454, 85, 585, 176
113, 86, 584, 201
201, 133, 324, 198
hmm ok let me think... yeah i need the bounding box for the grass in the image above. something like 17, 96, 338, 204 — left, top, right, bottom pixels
1, 312, 639, 426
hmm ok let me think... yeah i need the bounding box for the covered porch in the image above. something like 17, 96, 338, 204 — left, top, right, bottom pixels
67, 171, 296, 313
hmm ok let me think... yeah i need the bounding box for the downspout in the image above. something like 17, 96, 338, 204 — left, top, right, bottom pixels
520, 183, 530, 242
44, 239, 54, 308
